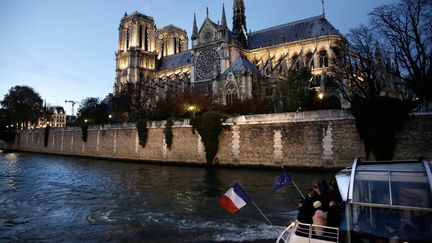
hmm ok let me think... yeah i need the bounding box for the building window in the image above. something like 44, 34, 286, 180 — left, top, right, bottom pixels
319, 50, 328, 68
306, 52, 314, 69
313, 75, 321, 87
144, 27, 149, 51
139, 25, 143, 48
179, 39, 182, 52
126, 28, 130, 49
226, 82, 238, 105
292, 54, 300, 69
160, 40, 164, 57
174, 37, 177, 54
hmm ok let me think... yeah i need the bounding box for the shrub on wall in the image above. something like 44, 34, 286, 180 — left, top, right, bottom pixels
44, 125, 50, 147
350, 96, 413, 160
190, 111, 226, 164
136, 119, 148, 147
164, 117, 174, 149
81, 123, 88, 143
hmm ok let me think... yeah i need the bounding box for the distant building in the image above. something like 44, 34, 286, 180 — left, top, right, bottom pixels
38, 106, 66, 128
49, 106, 66, 127
113, 0, 345, 106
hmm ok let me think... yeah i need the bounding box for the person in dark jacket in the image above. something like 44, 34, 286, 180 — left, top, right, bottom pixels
302, 188, 315, 224
327, 200, 340, 227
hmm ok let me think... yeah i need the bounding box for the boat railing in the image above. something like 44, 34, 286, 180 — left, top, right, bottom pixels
276, 221, 339, 243
276, 221, 295, 243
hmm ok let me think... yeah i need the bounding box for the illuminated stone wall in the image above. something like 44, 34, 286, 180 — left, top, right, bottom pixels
13, 111, 432, 168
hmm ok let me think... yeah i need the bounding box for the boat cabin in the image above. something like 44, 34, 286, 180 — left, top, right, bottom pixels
277, 158, 432, 243
336, 158, 432, 242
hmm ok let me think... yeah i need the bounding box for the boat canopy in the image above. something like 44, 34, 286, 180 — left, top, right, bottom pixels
335, 158, 432, 211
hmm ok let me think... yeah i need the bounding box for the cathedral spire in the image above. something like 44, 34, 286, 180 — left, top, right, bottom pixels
233, 0, 246, 35
192, 13, 198, 40
221, 3, 227, 28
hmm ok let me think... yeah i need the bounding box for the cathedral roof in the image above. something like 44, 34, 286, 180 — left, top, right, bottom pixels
223, 56, 260, 76
248, 15, 341, 49
158, 51, 192, 71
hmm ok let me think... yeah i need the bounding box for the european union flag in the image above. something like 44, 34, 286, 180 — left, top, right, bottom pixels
273, 171, 293, 191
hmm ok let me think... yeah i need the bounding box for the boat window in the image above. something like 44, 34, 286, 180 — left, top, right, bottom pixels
348, 205, 432, 242
390, 171, 432, 208
353, 169, 432, 208
353, 171, 390, 204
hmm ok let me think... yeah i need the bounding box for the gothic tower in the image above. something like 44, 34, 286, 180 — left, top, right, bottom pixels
114, 12, 157, 96
232, 0, 247, 46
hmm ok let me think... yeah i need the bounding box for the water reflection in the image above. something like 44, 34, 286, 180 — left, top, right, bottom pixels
0, 153, 336, 242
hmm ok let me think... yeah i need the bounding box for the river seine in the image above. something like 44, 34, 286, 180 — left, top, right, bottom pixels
0, 153, 336, 242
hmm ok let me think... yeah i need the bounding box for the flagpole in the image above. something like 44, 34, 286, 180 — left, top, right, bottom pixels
292, 181, 305, 199
280, 163, 305, 199
251, 201, 273, 226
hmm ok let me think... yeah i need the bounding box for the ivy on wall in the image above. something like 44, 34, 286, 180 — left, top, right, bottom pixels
190, 112, 226, 164
81, 124, 88, 143
164, 118, 174, 149
136, 119, 148, 147
44, 125, 50, 147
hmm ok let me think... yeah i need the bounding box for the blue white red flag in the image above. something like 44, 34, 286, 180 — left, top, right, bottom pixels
273, 171, 293, 191
219, 183, 252, 214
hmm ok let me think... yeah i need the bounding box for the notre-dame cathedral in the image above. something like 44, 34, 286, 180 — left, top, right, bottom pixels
113, 0, 344, 106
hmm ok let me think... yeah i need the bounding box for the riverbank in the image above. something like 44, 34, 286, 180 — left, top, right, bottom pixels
12, 110, 432, 168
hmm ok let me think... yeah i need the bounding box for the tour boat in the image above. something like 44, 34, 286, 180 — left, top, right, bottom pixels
276, 158, 432, 243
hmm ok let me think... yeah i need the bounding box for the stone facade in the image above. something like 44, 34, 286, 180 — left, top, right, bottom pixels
112, 0, 345, 106
13, 110, 432, 168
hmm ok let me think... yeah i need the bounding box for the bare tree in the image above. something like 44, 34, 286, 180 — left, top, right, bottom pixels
333, 25, 399, 103
370, 0, 432, 101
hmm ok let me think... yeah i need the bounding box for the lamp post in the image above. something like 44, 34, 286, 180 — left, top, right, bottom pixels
318, 93, 324, 109
186, 104, 199, 118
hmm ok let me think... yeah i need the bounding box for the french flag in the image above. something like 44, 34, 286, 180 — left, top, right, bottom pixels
219, 183, 252, 214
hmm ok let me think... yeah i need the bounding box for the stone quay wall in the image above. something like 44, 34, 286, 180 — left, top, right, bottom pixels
12, 110, 432, 168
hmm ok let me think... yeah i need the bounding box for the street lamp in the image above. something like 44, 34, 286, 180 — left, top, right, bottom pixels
185, 104, 200, 118
318, 93, 324, 109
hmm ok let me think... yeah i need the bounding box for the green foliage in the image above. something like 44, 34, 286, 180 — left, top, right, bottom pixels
1, 85, 44, 128
75, 97, 109, 125
44, 125, 50, 147
136, 119, 148, 147
150, 90, 213, 120
217, 98, 273, 115
277, 67, 320, 112
350, 97, 414, 160
130, 109, 148, 123
114, 82, 155, 121
190, 112, 226, 164
164, 117, 174, 149
81, 123, 88, 143
0, 132, 15, 143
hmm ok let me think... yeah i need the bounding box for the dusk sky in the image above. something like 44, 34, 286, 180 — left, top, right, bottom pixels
0, 0, 399, 115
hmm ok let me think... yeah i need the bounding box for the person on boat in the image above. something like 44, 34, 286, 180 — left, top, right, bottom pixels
326, 200, 340, 227
328, 178, 342, 203
385, 222, 400, 243
312, 201, 327, 236
301, 188, 315, 224
313, 180, 329, 211
296, 198, 308, 223
296, 198, 310, 237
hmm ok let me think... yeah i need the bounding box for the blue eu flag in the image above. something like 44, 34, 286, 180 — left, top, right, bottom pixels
273, 171, 293, 191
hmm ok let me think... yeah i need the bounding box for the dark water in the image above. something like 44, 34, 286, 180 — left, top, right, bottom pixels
0, 153, 336, 242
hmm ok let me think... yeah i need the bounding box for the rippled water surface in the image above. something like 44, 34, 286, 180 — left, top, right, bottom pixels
0, 153, 336, 242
